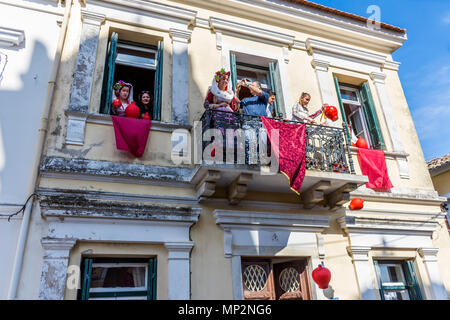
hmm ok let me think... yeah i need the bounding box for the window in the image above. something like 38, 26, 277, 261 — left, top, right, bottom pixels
374, 260, 422, 300
79, 258, 157, 300
334, 76, 385, 149
230, 52, 285, 117
241, 258, 311, 300
100, 32, 163, 120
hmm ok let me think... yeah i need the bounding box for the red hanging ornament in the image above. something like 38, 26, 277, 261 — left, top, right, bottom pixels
312, 262, 331, 289
142, 112, 151, 120
112, 98, 122, 108
349, 198, 364, 210
324, 106, 339, 122
125, 102, 141, 119
356, 136, 368, 149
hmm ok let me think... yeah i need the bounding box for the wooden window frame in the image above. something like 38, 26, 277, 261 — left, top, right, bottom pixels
374, 260, 423, 300
241, 258, 312, 300
79, 257, 157, 300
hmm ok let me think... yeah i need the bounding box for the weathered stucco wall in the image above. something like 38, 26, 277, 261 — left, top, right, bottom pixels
16, 0, 450, 300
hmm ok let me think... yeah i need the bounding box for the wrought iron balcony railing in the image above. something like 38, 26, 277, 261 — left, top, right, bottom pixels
200, 109, 355, 174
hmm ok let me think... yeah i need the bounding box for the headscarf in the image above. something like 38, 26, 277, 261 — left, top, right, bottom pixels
210, 68, 234, 103
113, 80, 134, 104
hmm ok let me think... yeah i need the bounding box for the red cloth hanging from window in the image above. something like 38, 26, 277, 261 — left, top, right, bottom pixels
261, 117, 307, 195
112, 116, 151, 158
357, 147, 393, 191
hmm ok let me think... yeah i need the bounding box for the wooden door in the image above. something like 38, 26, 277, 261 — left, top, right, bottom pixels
241, 260, 275, 300
273, 260, 311, 300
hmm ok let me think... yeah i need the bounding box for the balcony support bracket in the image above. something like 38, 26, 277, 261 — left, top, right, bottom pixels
302, 180, 331, 209
326, 183, 358, 211
228, 173, 253, 205
196, 170, 221, 201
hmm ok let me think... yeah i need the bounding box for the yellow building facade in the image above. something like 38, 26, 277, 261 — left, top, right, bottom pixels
9, 0, 450, 300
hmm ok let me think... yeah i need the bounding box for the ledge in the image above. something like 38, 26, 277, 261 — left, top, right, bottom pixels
39, 192, 201, 223
40, 156, 199, 187
349, 147, 408, 159
0, 26, 25, 47
86, 113, 192, 132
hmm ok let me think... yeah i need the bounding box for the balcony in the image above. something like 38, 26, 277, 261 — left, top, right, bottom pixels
191, 109, 368, 210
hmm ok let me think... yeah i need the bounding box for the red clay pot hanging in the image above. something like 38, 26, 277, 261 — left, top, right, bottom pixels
125, 102, 141, 119
356, 136, 368, 149
349, 198, 364, 210
142, 112, 151, 120
324, 105, 339, 122
312, 262, 331, 289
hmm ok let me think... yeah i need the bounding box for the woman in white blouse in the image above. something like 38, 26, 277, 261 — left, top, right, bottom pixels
291, 92, 328, 125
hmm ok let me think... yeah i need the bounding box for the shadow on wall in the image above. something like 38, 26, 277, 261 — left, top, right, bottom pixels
0, 40, 51, 204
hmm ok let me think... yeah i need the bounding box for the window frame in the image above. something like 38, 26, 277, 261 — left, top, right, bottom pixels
115, 42, 158, 70
100, 33, 163, 120
79, 257, 157, 300
374, 260, 422, 300
241, 257, 312, 300
339, 84, 373, 147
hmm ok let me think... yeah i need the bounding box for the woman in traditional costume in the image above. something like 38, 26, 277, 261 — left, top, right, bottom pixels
203, 69, 238, 112
111, 80, 134, 116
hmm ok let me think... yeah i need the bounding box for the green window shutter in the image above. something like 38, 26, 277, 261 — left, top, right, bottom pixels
402, 261, 423, 300
100, 32, 118, 115
359, 82, 385, 150
333, 76, 351, 143
81, 258, 93, 300
230, 53, 237, 93
153, 40, 163, 121
268, 62, 280, 117
373, 260, 386, 300
147, 258, 157, 300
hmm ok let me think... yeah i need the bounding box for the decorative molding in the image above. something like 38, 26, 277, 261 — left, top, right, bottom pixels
292, 39, 307, 51
37, 187, 199, 206
89, 0, 197, 25
234, 0, 406, 51
347, 246, 371, 261
65, 113, 87, 146
383, 60, 401, 71
0, 26, 25, 47
41, 237, 77, 254
214, 209, 330, 232
209, 16, 295, 47
418, 247, 439, 262
169, 28, 192, 44
351, 185, 445, 205
338, 215, 439, 236
80, 9, 105, 26
39, 193, 201, 223
216, 31, 223, 50
307, 38, 387, 65
316, 234, 325, 260
370, 71, 387, 84
40, 156, 199, 187
194, 17, 210, 28
282, 46, 289, 63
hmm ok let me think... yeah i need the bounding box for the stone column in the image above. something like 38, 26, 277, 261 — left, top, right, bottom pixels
348, 246, 377, 300
38, 238, 77, 300
165, 242, 194, 300
370, 72, 409, 178
231, 255, 243, 300
312, 59, 337, 128
66, 10, 105, 145
169, 29, 192, 125
419, 248, 448, 300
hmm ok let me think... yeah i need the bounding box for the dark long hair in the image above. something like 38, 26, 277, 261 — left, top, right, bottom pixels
137, 91, 153, 117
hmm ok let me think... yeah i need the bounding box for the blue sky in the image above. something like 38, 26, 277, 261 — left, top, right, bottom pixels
311, 0, 450, 161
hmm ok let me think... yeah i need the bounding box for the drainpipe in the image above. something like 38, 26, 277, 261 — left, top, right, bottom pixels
7, 0, 73, 300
